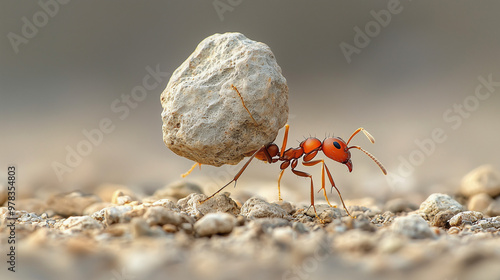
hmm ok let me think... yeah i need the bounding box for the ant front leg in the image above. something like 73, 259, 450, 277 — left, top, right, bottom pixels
302, 159, 353, 218
302, 159, 335, 207
290, 161, 324, 223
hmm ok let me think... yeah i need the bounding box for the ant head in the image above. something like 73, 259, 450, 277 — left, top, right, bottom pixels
322, 137, 353, 172
322, 128, 387, 175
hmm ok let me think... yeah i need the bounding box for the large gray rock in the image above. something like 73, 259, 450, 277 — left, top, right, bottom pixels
161, 32, 288, 166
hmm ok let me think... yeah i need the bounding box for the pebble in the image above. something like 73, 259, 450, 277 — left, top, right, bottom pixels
47, 191, 101, 217
468, 193, 494, 213
59, 216, 103, 233
161, 32, 288, 166
449, 211, 484, 227
460, 165, 500, 198
391, 214, 435, 239
429, 210, 456, 228
476, 217, 500, 230
144, 206, 183, 226
240, 197, 289, 219
152, 198, 178, 210
419, 193, 464, 220
194, 212, 236, 237
177, 193, 240, 217
274, 200, 295, 214
486, 199, 500, 217
304, 204, 338, 217
131, 217, 165, 237
111, 189, 139, 205
319, 208, 343, 223
154, 181, 203, 200
91, 205, 132, 225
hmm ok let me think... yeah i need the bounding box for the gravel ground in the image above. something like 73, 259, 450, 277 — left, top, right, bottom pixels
1, 165, 500, 280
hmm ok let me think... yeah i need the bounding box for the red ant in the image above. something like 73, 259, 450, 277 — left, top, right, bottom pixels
183, 85, 387, 220
199, 123, 387, 219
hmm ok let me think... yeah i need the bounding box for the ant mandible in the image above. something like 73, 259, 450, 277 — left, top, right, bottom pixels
187, 85, 387, 220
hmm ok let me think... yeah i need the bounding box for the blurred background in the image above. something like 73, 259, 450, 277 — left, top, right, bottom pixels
1, 1, 499, 204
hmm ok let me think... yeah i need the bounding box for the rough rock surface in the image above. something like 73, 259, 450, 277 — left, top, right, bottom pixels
419, 193, 464, 220
240, 197, 289, 219
161, 32, 289, 166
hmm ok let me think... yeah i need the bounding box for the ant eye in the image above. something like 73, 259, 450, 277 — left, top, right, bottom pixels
333, 141, 341, 149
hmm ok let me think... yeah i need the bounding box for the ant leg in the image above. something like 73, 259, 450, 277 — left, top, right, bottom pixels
277, 169, 285, 201
199, 145, 265, 204
231, 84, 258, 125
302, 160, 334, 207
181, 162, 202, 178
280, 124, 290, 158
290, 168, 324, 223
302, 159, 353, 218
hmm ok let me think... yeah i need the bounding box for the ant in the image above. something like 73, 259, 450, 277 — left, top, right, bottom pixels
184, 85, 387, 220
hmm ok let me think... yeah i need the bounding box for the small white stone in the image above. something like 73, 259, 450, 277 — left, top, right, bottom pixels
91, 205, 132, 225
161, 32, 288, 166
419, 193, 464, 219
449, 211, 483, 227
460, 165, 500, 198
240, 197, 289, 219
194, 212, 235, 237
60, 216, 103, 233
392, 214, 434, 239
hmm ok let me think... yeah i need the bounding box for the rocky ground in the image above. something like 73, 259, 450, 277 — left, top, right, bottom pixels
1, 165, 500, 280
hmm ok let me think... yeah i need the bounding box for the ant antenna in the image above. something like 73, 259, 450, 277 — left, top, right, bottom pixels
346, 127, 375, 145
348, 145, 387, 175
